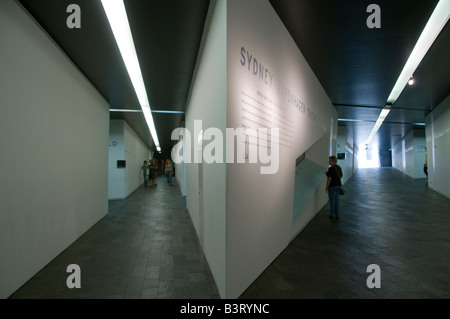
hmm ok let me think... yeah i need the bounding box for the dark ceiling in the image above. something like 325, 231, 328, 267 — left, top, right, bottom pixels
18, 0, 450, 155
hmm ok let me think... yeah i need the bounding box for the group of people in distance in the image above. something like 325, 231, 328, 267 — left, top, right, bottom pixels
141, 158, 174, 187
140, 155, 343, 219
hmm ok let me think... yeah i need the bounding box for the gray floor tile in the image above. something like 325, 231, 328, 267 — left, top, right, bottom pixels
8, 168, 450, 300
240, 168, 450, 299
8, 176, 220, 299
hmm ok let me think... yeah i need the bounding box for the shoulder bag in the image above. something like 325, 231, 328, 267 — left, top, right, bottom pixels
333, 166, 345, 195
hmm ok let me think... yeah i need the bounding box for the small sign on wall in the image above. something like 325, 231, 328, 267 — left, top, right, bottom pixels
117, 160, 126, 168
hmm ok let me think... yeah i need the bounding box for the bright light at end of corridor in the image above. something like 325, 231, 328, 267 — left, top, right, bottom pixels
358, 149, 380, 168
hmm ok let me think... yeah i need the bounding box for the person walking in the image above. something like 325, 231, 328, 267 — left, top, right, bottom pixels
161, 159, 166, 177
165, 159, 173, 185
141, 160, 149, 187
325, 155, 343, 219
150, 158, 158, 186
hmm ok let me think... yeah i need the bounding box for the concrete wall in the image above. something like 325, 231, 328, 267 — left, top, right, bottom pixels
0, 1, 109, 298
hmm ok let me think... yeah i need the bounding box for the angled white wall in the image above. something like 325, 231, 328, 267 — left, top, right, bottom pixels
392, 128, 427, 179
393, 139, 405, 172
425, 95, 450, 199
0, 1, 109, 298
226, 0, 337, 298
183, 0, 344, 299
337, 126, 357, 184
184, 0, 227, 297
413, 130, 427, 178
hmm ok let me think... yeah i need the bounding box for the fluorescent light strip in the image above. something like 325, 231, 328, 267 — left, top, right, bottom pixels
387, 0, 450, 104
152, 110, 185, 114
101, 0, 161, 152
365, 106, 391, 146
110, 109, 185, 115
338, 118, 374, 123
110, 109, 143, 113
366, 0, 449, 147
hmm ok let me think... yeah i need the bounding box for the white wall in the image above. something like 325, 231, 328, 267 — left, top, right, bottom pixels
291, 132, 335, 240
174, 123, 187, 197
413, 130, 427, 179
108, 120, 150, 200
124, 121, 151, 195
0, 1, 109, 298
175, 161, 187, 197
174, 140, 187, 197
405, 130, 415, 177
425, 95, 450, 199
226, 0, 337, 298
184, 0, 227, 298
108, 120, 126, 199
392, 139, 404, 172
337, 126, 356, 184
392, 128, 426, 179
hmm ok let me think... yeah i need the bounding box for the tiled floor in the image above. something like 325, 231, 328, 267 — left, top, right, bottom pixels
241, 168, 450, 299
9, 176, 220, 299
9, 168, 450, 299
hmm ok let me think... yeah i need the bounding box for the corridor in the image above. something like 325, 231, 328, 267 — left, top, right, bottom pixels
9, 177, 220, 299
9, 168, 450, 299
241, 168, 450, 298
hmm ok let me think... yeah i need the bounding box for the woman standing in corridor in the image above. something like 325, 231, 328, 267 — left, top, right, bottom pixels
325, 155, 343, 219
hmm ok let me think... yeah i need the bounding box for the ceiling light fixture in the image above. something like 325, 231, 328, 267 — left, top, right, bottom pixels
408, 77, 415, 85
338, 118, 374, 123
151, 110, 186, 114
386, 0, 450, 105
101, 0, 161, 152
365, 0, 449, 148
365, 105, 391, 147
110, 109, 143, 113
